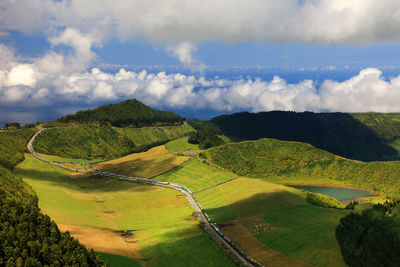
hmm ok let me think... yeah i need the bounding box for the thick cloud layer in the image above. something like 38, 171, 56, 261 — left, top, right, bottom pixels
2, 0, 400, 45
1, 28, 400, 116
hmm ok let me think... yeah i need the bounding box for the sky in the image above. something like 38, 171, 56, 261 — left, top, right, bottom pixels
3, 0, 400, 123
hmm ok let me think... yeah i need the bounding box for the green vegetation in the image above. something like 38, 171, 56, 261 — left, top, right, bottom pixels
165, 137, 199, 152
203, 138, 400, 197
188, 130, 224, 149
57, 99, 184, 127
196, 178, 350, 266
16, 154, 234, 267
0, 195, 106, 266
34, 123, 194, 159
0, 128, 34, 169
156, 159, 234, 192
204, 111, 400, 161
336, 201, 400, 266
95, 252, 141, 267
306, 192, 345, 209
93, 145, 189, 178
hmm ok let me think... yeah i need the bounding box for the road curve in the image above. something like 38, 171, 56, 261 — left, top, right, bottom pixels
27, 128, 258, 267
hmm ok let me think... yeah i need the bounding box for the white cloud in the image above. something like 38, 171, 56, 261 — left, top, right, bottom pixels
2, 0, 400, 45
2, 27, 400, 117
166, 42, 205, 71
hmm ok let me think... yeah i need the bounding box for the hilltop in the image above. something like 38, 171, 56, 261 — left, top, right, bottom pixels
56, 99, 184, 127
190, 111, 400, 161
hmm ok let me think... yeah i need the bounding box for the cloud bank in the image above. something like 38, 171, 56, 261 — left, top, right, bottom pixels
1, 28, 400, 118
2, 0, 400, 45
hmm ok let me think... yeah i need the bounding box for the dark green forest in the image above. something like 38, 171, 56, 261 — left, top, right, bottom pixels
336, 201, 400, 267
195, 111, 400, 161
57, 99, 184, 127
188, 130, 224, 149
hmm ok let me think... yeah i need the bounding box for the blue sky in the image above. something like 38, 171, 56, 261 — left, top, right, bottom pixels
2, 0, 400, 124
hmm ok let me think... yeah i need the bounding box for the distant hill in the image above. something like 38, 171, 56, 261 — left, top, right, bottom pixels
56, 99, 184, 127
203, 138, 400, 197
191, 111, 400, 161
34, 123, 194, 159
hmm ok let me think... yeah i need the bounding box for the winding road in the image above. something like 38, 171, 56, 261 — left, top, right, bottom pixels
27, 128, 258, 267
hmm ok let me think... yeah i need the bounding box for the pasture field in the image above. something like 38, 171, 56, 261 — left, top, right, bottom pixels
15, 154, 235, 267
196, 177, 351, 267
93, 145, 189, 178
156, 158, 235, 192
95, 252, 141, 267
165, 137, 199, 152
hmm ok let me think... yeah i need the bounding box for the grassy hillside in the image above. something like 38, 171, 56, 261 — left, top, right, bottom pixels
196, 178, 350, 267
93, 145, 189, 178
0, 129, 34, 169
202, 111, 400, 161
16, 154, 234, 267
33, 123, 194, 159
156, 158, 235, 192
57, 99, 184, 127
203, 138, 400, 197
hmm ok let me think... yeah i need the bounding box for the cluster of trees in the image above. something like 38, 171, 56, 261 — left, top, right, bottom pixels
306, 192, 358, 210
57, 99, 184, 127
336, 201, 400, 266
0, 195, 106, 266
205, 111, 400, 161
3, 122, 36, 130
0, 129, 34, 169
203, 138, 400, 197
188, 130, 224, 149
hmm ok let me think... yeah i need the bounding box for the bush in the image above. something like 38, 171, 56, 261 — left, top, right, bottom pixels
306, 192, 345, 209
188, 130, 224, 149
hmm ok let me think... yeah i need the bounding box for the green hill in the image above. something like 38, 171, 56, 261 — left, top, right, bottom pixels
57, 99, 184, 127
203, 138, 400, 197
33, 123, 194, 159
194, 111, 400, 161
0, 129, 34, 169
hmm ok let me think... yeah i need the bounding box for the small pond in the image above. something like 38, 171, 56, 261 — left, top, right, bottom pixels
288, 185, 376, 202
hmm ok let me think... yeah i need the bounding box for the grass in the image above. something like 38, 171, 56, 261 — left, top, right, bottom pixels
15, 154, 234, 267
196, 177, 351, 267
93, 145, 189, 178
155, 158, 235, 192
165, 137, 199, 153
115, 123, 194, 147
95, 252, 141, 267
37, 153, 102, 163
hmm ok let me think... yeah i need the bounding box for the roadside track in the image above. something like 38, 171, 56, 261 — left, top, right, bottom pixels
27, 128, 259, 267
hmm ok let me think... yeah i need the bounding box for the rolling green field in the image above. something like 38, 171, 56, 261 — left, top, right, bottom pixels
204, 138, 400, 197
96, 252, 142, 267
0, 128, 34, 169
156, 158, 235, 192
196, 177, 351, 267
165, 137, 199, 152
93, 145, 189, 178
33, 123, 194, 160
15, 154, 234, 267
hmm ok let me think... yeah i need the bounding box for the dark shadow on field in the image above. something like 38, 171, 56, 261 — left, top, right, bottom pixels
204, 190, 307, 224
14, 167, 156, 193
140, 227, 234, 267
211, 112, 398, 161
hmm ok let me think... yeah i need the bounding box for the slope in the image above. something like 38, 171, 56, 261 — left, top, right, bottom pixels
203, 138, 400, 197
198, 111, 400, 161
